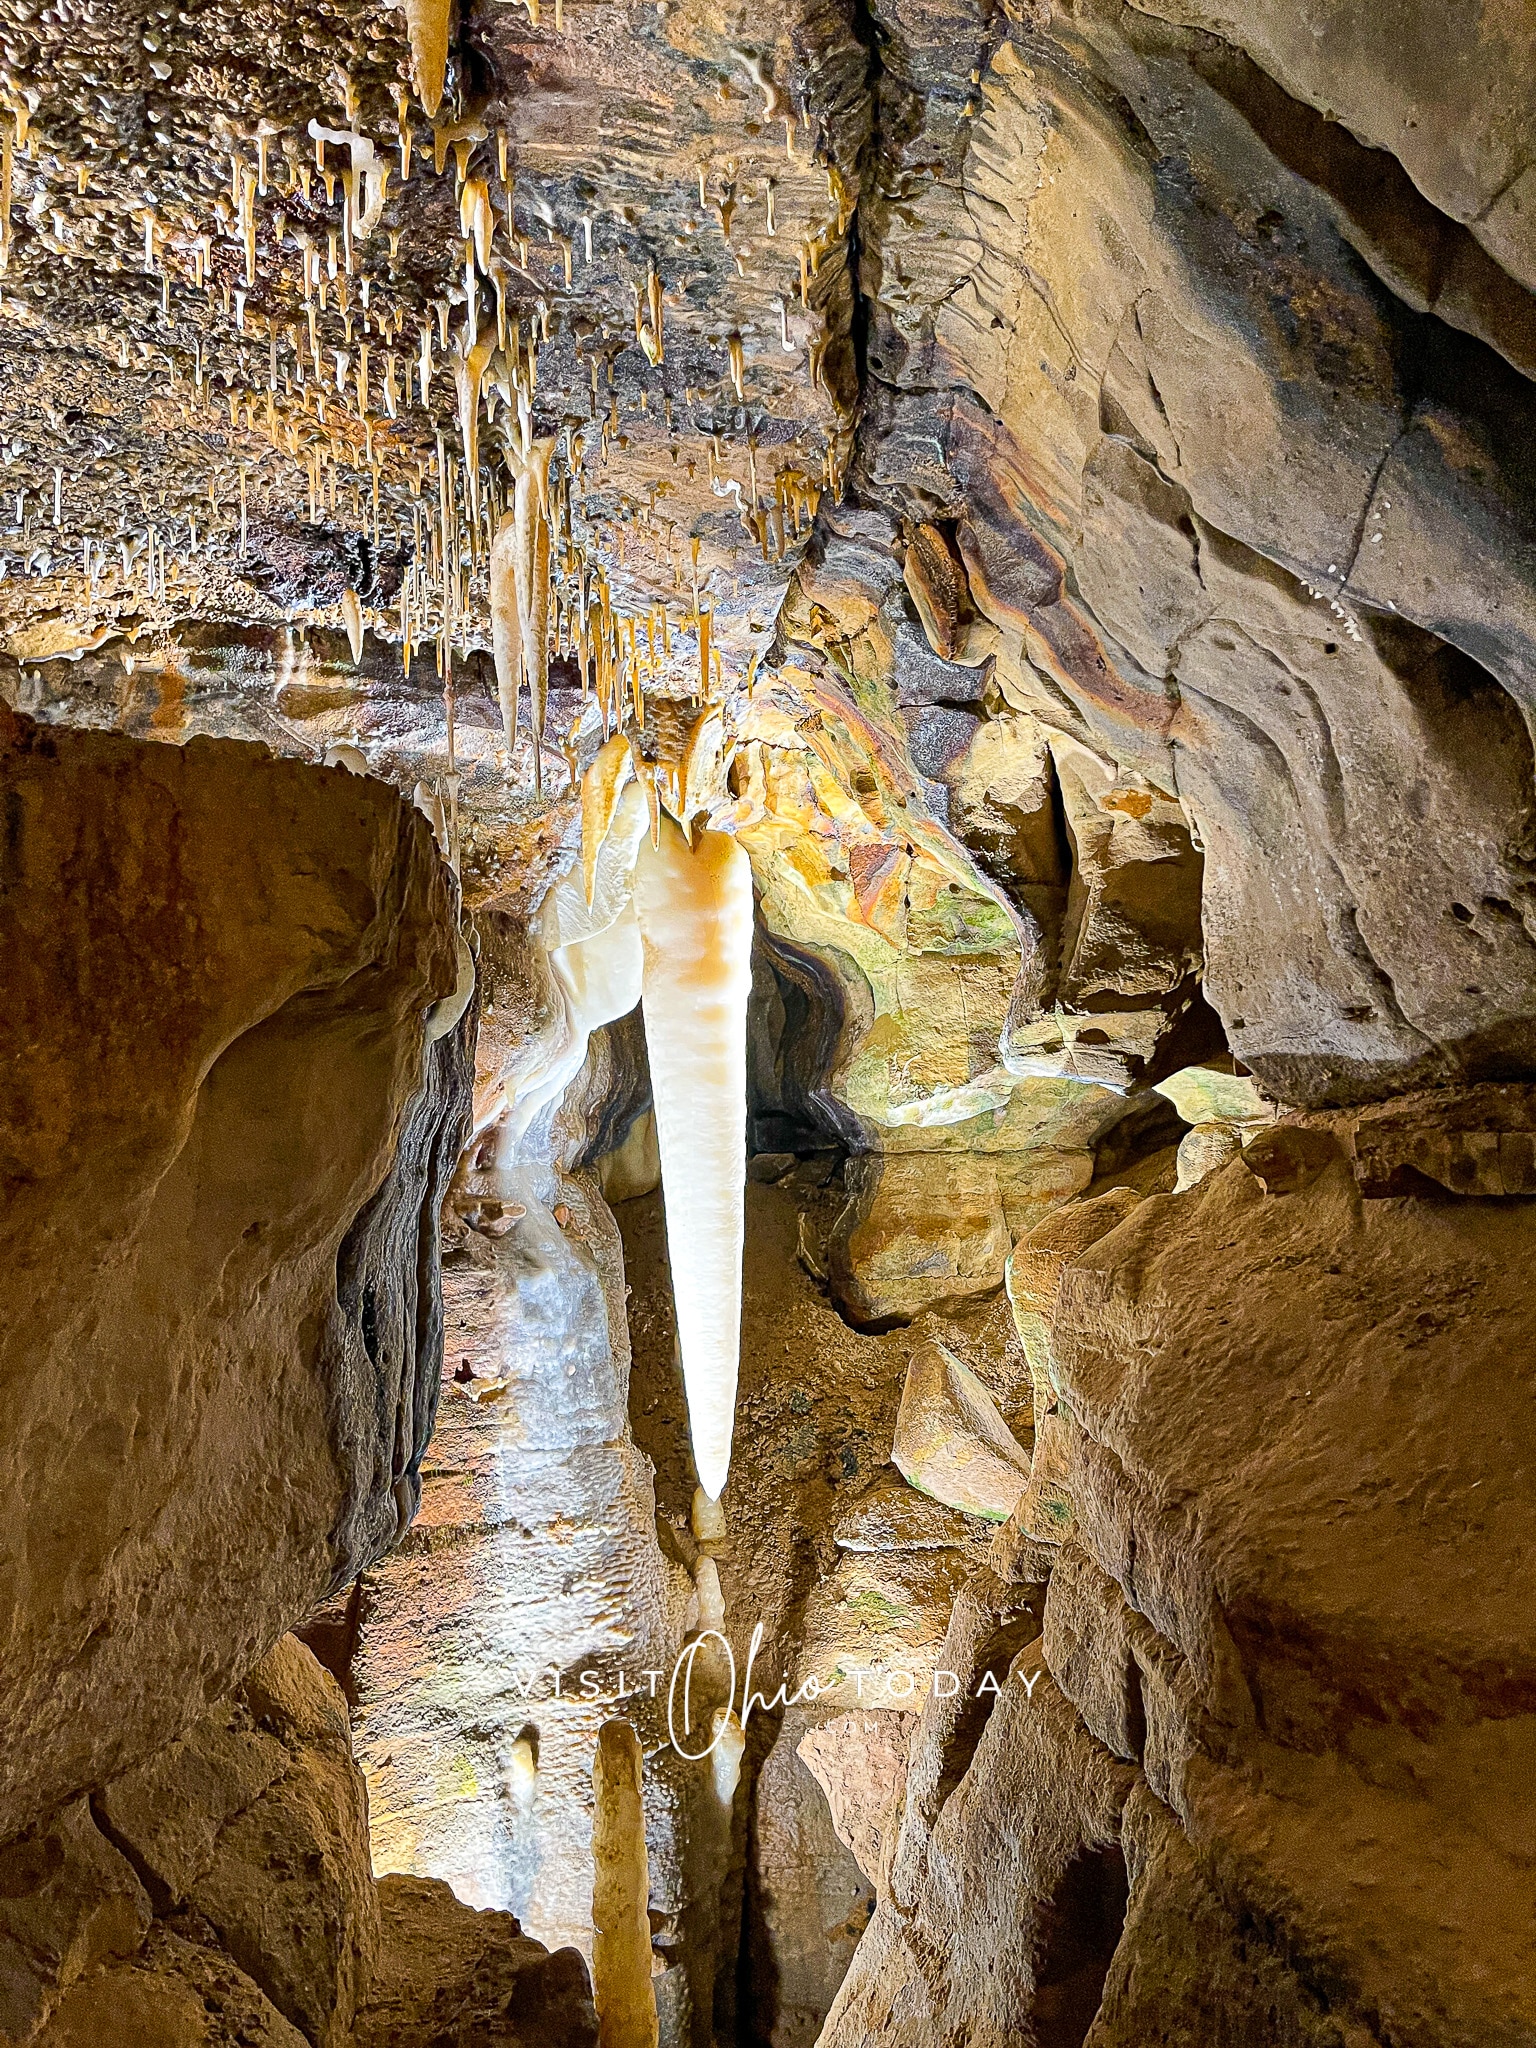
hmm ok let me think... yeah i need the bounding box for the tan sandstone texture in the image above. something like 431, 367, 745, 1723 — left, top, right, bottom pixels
0, 713, 470, 1844
822, 1107, 1536, 2044
0, 1636, 598, 2048
2, 0, 1535, 2034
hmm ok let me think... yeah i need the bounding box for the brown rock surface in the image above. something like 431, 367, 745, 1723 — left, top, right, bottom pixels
352, 1874, 598, 2048
827, 1116, 1536, 2044
0, 1800, 151, 2045
792, 0, 1536, 1113
742, 1713, 875, 2048
794, 1713, 915, 1889
98, 1637, 378, 2048
39, 1924, 310, 2048
8, 0, 1536, 2037
831, 1476, 987, 1555
829, 1147, 1095, 1326
0, 712, 466, 1843
890, 1340, 1031, 1521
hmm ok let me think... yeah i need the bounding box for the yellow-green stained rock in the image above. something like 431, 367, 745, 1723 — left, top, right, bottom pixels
794, 1549, 976, 1709
831, 1150, 1093, 1324
1154, 1063, 1274, 1127
892, 1341, 1031, 1521
1174, 1122, 1246, 1192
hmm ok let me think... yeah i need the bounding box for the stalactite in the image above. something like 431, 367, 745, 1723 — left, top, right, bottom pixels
452, 323, 495, 518
510, 458, 538, 781
403, 0, 451, 118
531, 455, 551, 776
632, 817, 754, 1500
489, 507, 523, 757
341, 586, 364, 664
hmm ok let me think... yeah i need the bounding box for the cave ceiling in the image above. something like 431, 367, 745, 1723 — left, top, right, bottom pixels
0, 0, 866, 778
5, 0, 1536, 1115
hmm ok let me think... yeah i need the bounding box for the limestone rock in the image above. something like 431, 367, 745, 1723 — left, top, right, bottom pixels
1005, 1190, 1148, 1345
1172, 1122, 1244, 1192
891, 1342, 1031, 1521
742, 1713, 875, 2047
1336, 1081, 1536, 1198
818, 1573, 1067, 2046
351, 1071, 718, 2041
795, 1714, 917, 1889
1237, 1123, 1345, 1195
0, 715, 465, 1842
39, 1924, 308, 2048
1035, 1148, 1536, 2042
0, 1800, 151, 2044
812, 0, 1536, 1112
97, 1637, 378, 2048
1132, 0, 1536, 292
353, 1875, 597, 2048
1153, 1062, 1272, 1128
820, 1649, 1133, 2047
1004, 1190, 1148, 1554
832, 1477, 989, 1554
795, 1548, 977, 1710
829, 1148, 1092, 1325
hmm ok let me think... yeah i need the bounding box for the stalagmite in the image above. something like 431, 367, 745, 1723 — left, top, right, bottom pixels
507, 1734, 537, 1817
710, 1708, 746, 1804
692, 1487, 726, 1546
633, 817, 754, 1499
591, 1721, 658, 2048
694, 1556, 725, 1631
489, 508, 523, 753
402, 0, 451, 118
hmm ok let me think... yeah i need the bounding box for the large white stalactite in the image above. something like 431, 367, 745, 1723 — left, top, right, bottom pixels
498, 775, 755, 1500
632, 817, 755, 1502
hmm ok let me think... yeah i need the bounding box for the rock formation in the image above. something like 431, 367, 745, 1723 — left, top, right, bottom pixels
3, 0, 1535, 2036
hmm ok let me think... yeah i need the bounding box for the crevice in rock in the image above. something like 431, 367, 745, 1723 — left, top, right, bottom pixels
1032, 1843, 1130, 2048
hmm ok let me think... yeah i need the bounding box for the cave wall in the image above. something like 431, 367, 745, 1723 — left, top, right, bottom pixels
782, 0, 1536, 1113
820, 1105, 1536, 2045
1, 0, 1535, 2034
0, 710, 469, 1840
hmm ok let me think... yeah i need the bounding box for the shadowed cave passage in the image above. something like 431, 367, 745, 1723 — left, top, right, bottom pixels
4, 0, 1536, 2038
1033, 1846, 1131, 2048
